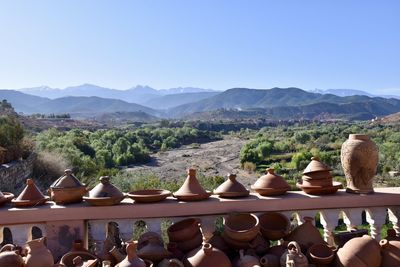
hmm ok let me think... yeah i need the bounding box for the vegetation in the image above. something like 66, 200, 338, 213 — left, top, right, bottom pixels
0, 114, 25, 163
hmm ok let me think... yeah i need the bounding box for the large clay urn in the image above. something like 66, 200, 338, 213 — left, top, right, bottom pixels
183, 243, 232, 267
173, 169, 211, 201
115, 241, 146, 267
341, 134, 378, 194
50, 169, 87, 204
25, 237, 54, 267
0, 250, 25, 266
335, 235, 381, 267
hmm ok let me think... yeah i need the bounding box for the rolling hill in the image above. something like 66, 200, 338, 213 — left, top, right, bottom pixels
143, 92, 220, 110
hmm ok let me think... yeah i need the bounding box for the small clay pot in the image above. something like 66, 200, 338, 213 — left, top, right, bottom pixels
224, 213, 260, 242
258, 212, 290, 241
176, 231, 203, 253
183, 243, 231, 267
173, 169, 211, 201
236, 249, 260, 267
50, 169, 87, 204
137, 233, 172, 262
115, 241, 147, 267
280, 241, 308, 267
127, 190, 171, 203
167, 218, 201, 242
307, 243, 334, 266
214, 173, 250, 198
12, 179, 49, 207
251, 168, 290, 196
60, 240, 97, 267
296, 181, 342, 195
335, 235, 381, 267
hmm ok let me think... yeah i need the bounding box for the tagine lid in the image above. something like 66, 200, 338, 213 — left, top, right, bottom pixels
14, 179, 47, 201
303, 157, 332, 174
174, 168, 209, 197
51, 169, 85, 188
88, 176, 124, 198
214, 173, 249, 195
252, 168, 290, 190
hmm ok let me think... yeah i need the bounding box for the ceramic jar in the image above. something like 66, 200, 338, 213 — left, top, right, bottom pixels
214, 173, 249, 198
223, 213, 260, 242
259, 212, 290, 241
83, 176, 125, 206
379, 238, 400, 267
50, 169, 87, 204
280, 241, 308, 267
0, 250, 25, 266
25, 237, 54, 267
341, 134, 379, 194
115, 241, 147, 267
251, 168, 290, 196
335, 235, 381, 267
173, 169, 211, 201
183, 243, 232, 267
12, 179, 49, 207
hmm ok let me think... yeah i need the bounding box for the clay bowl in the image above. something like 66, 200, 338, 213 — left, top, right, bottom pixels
301, 177, 333, 187
307, 243, 335, 265
220, 232, 250, 249
11, 196, 49, 207
223, 213, 260, 242
251, 186, 290, 196
0, 192, 14, 206
50, 186, 87, 205
60, 251, 98, 266
259, 212, 291, 240
168, 218, 201, 242
176, 231, 203, 253
173, 191, 212, 202
127, 189, 171, 203
83, 195, 125, 206
296, 181, 342, 195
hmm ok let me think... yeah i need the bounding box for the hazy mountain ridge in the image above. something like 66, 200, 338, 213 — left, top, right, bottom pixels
312, 88, 400, 99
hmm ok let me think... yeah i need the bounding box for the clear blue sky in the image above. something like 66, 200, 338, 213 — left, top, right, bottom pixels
0, 0, 399, 94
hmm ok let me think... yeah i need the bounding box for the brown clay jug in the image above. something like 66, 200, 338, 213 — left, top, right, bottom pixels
157, 258, 184, 267
335, 235, 381, 267
25, 237, 54, 267
341, 134, 379, 194
115, 241, 146, 267
183, 243, 232, 267
0, 250, 25, 267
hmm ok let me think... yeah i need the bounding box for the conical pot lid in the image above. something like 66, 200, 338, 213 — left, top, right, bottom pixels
303, 157, 332, 174
252, 168, 290, 189
174, 169, 208, 196
214, 174, 249, 195
88, 176, 124, 198
15, 179, 46, 201
51, 169, 84, 188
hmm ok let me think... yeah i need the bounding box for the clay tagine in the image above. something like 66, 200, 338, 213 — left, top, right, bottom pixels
173, 168, 211, 201
0, 189, 14, 206
296, 157, 342, 195
214, 173, 249, 198
183, 243, 232, 267
11, 179, 49, 207
49, 169, 87, 204
251, 168, 290, 196
223, 213, 260, 242
258, 212, 290, 241
83, 176, 125, 206
127, 189, 171, 203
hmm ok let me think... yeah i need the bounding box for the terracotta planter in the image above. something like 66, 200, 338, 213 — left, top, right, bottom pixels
214, 174, 249, 198
50, 169, 87, 205
259, 254, 279, 267
380, 238, 400, 267
167, 218, 201, 242
83, 176, 125, 206
127, 190, 171, 203
251, 168, 290, 196
60, 240, 97, 267
25, 237, 54, 267
307, 243, 334, 266
115, 241, 147, 267
173, 169, 211, 201
183, 243, 231, 267
12, 179, 49, 207
223, 213, 260, 242
258, 212, 290, 241
341, 134, 379, 194
0, 250, 25, 267
280, 241, 308, 267
335, 235, 381, 267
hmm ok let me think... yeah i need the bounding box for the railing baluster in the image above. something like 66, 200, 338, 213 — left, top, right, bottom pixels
295, 210, 318, 225
145, 218, 163, 236
198, 215, 218, 242
7, 224, 32, 246
366, 207, 387, 240
319, 209, 340, 246
88, 220, 108, 256
388, 207, 400, 236
114, 219, 135, 242
343, 208, 364, 231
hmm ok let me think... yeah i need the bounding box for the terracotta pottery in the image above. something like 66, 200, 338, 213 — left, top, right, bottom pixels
236, 249, 261, 267
173, 169, 211, 201
284, 217, 325, 253
249, 234, 270, 256
209, 233, 231, 254
83, 176, 125, 206
127, 190, 171, 203
385, 228, 400, 241
259, 212, 290, 241
0, 244, 17, 253
167, 218, 201, 242
60, 240, 97, 267
137, 233, 172, 262
50, 169, 87, 205
214, 173, 250, 198
280, 241, 308, 267
303, 157, 332, 174
251, 168, 290, 196
110, 246, 126, 263
175, 231, 203, 253
307, 243, 334, 266
115, 241, 147, 267
183, 243, 232, 267
296, 181, 342, 195
221, 232, 251, 250
266, 243, 288, 260
167, 243, 185, 261
72, 256, 98, 267
25, 237, 54, 267
259, 254, 279, 267
157, 258, 184, 267
0, 191, 14, 206
341, 134, 379, 194
0, 250, 25, 266
333, 229, 368, 248
12, 179, 49, 207
224, 213, 260, 242
380, 238, 400, 267
335, 235, 381, 267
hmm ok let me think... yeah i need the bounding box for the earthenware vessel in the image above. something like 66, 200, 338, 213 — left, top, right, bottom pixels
221, 232, 250, 250
167, 243, 185, 261
0, 190, 14, 206
173, 169, 211, 201
183, 243, 231, 267
25, 237, 54, 267
115, 241, 146, 267
280, 241, 308, 267
0, 250, 25, 266
379, 238, 400, 267
83, 176, 125, 206
306, 243, 334, 266
341, 134, 379, 194
259, 254, 279, 267
157, 258, 184, 267
208, 233, 231, 254
335, 235, 381, 267
284, 217, 325, 253
60, 240, 97, 267
236, 249, 261, 267
12, 179, 49, 207
266, 243, 288, 260
176, 231, 203, 253
333, 229, 368, 248
127, 189, 171, 203
259, 212, 290, 241
214, 173, 250, 198
110, 246, 126, 263
251, 168, 290, 196
249, 234, 270, 256
50, 169, 87, 204
72, 256, 98, 267
137, 234, 172, 262
167, 218, 202, 242
224, 213, 260, 242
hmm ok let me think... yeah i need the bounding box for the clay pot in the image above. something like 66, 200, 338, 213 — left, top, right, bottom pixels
221, 232, 250, 250
176, 231, 203, 253
284, 217, 325, 253
167, 243, 185, 261
127, 190, 171, 203
224, 213, 260, 242
25, 237, 54, 267
258, 212, 290, 241
115, 241, 147, 267
249, 234, 270, 256
183, 243, 231, 267
259, 254, 279, 267
167, 218, 201, 242
72, 256, 98, 267
214, 173, 250, 198
307, 243, 334, 266
303, 157, 332, 174
341, 134, 379, 194
296, 181, 342, 195
379, 238, 400, 267
251, 168, 290, 196
0, 250, 25, 266
60, 240, 97, 267
50, 169, 87, 204
280, 241, 308, 267
209, 233, 231, 254
157, 258, 184, 267
83, 176, 125, 206
335, 235, 381, 267
0, 191, 14, 206
173, 169, 211, 201
333, 229, 368, 248
12, 179, 49, 207
137, 233, 172, 262
236, 249, 260, 267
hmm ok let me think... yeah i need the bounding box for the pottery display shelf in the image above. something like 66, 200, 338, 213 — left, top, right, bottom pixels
1, 188, 400, 262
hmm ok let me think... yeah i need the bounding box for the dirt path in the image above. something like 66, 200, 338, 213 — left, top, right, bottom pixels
125, 137, 258, 186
